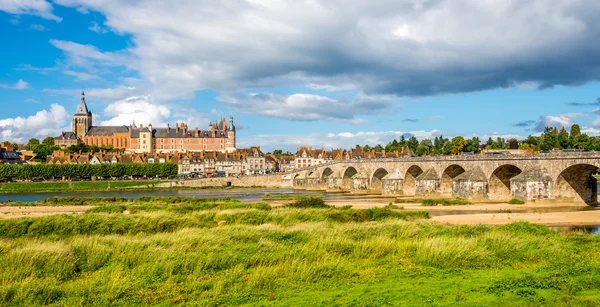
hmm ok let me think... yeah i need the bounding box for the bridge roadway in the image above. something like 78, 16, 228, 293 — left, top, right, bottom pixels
282, 153, 600, 205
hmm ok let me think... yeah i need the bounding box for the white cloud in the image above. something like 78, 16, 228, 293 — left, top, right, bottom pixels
100, 96, 171, 126
218, 91, 397, 124
15, 79, 29, 89
88, 21, 108, 33
1, 79, 30, 90
535, 115, 574, 131
0, 104, 69, 143
0, 0, 62, 22
49, 0, 600, 103
63, 70, 100, 81
44, 85, 139, 102
29, 23, 46, 31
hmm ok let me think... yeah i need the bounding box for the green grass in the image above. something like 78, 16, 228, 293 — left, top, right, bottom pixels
509, 198, 526, 205
261, 193, 323, 200
0, 197, 598, 306
421, 198, 472, 206
0, 180, 164, 194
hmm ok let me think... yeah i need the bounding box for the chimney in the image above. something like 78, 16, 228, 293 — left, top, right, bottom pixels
176, 123, 180, 133
195, 128, 199, 137
167, 124, 171, 132
139, 124, 143, 129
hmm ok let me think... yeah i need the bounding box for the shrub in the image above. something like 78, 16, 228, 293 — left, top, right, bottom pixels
508, 198, 526, 205
421, 199, 471, 206
285, 197, 331, 209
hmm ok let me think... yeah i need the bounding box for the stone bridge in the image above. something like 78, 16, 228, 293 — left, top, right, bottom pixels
281, 153, 600, 205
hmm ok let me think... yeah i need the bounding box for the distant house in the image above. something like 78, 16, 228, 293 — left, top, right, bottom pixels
0, 148, 25, 164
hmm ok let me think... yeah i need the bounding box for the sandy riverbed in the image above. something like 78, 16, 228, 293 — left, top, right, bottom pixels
0, 206, 92, 219
324, 199, 600, 227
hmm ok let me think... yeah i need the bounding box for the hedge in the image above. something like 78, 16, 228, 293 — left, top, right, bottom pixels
0, 163, 178, 179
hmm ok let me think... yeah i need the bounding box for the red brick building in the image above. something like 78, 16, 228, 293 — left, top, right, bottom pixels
56, 92, 236, 153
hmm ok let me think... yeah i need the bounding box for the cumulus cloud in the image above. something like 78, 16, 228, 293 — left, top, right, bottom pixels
99, 96, 171, 126
534, 115, 574, 132
0, 104, 69, 143
0, 0, 62, 22
0, 79, 29, 90
49, 0, 600, 102
218, 91, 397, 124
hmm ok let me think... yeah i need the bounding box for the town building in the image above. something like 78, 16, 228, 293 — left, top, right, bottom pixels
0, 148, 25, 164
56, 92, 236, 153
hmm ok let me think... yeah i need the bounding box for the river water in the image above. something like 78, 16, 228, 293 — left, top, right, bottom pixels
1, 188, 598, 234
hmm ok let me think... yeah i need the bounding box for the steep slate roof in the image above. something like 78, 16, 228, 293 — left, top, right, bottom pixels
87, 126, 130, 136
75, 92, 91, 115
55, 132, 79, 140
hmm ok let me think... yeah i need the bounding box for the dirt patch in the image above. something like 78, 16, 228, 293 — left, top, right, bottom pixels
432, 210, 600, 227
0, 206, 93, 219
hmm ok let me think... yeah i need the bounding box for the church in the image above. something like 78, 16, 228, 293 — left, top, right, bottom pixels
55, 92, 237, 153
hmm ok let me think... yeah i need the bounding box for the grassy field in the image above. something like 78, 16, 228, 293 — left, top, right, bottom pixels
0, 180, 164, 193
0, 197, 598, 306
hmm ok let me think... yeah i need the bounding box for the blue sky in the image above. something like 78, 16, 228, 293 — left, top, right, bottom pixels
2, 1, 600, 151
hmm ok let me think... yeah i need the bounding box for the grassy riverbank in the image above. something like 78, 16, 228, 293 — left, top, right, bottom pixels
0, 197, 598, 306
0, 180, 165, 194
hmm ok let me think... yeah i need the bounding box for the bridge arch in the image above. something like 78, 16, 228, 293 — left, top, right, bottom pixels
489, 164, 522, 200
404, 165, 424, 196
370, 168, 389, 194
555, 164, 599, 205
321, 167, 334, 180
341, 166, 359, 189
293, 173, 302, 186
440, 164, 466, 196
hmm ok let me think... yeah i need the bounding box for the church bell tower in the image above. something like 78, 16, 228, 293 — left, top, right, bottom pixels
72, 91, 93, 139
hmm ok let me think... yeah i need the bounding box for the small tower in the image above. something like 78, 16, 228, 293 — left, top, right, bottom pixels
226, 115, 236, 151
72, 91, 93, 140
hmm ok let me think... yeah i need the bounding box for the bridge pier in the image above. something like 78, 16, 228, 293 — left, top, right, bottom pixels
510, 166, 553, 201
325, 177, 343, 190
305, 177, 322, 190
415, 168, 440, 196
350, 176, 369, 191
381, 172, 404, 195
452, 168, 488, 199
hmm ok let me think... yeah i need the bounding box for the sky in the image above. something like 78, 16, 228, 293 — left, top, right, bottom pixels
2, 0, 600, 152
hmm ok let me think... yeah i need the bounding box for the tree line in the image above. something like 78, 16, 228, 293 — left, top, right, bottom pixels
0, 163, 178, 179
358, 124, 598, 156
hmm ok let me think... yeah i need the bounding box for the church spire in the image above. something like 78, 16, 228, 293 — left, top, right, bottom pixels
75, 91, 90, 115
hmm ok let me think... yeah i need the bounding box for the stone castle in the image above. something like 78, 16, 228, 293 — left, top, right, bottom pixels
55, 92, 236, 153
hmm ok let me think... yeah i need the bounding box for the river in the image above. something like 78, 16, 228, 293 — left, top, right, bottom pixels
0, 188, 598, 234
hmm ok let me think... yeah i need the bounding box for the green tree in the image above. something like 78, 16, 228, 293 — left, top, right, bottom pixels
540, 127, 559, 151
558, 127, 570, 149
415, 139, 433, 156
24, 138, 40, 150
570, 124, 581, 147
486, 137, 497, 149
465, 137, 481, 153
573, 133, 590, 149
42, 137, 56, 147
407, 136, 419, 152
450, 136, 467, 155
33, 145, 56, 162
272, 149, 283, 158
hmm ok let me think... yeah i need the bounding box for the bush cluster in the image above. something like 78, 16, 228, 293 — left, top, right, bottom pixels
0, 163, 178, 179
421, 199, 471, 206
